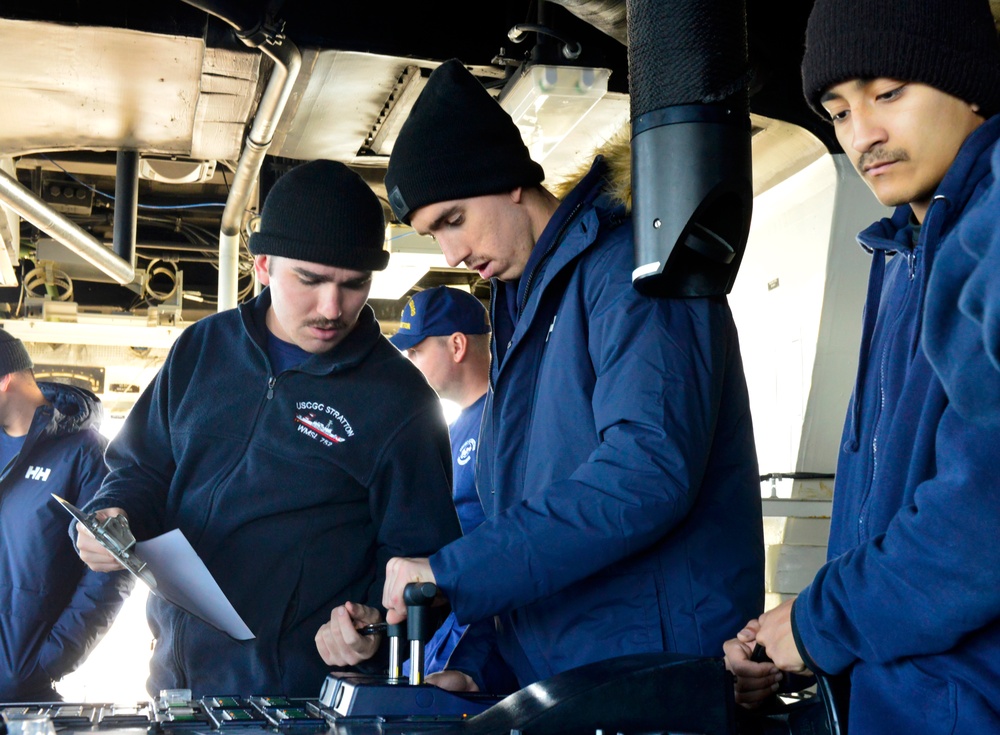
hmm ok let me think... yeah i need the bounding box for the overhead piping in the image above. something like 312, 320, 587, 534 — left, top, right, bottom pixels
181, 0, 301, 312
113, 149, 139, 267
0, 167, 135, 285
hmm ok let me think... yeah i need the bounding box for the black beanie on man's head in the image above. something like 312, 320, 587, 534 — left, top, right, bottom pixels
248, 159, 389, 271
0, 328, 32, 377
384, 59, 545, 224
802, 0, 1000, 118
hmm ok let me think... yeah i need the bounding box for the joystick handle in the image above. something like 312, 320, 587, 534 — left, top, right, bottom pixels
404, 582, 438, 685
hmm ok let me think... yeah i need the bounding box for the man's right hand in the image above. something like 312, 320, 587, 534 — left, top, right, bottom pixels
382, 557, 442, 625
75, 507, 128, 572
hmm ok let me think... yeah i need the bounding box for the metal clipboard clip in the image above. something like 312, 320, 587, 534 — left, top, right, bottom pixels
52, 494, 158, 592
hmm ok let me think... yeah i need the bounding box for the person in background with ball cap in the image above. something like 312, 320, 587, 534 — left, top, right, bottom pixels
75, 159, 461, 697
389, 286, 516, 691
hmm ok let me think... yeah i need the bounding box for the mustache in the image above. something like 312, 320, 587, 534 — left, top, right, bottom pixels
858, 147, 910, 172
305, 319, 348, 330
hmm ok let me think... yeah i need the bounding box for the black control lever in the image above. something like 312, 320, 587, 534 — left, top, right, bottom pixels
750, 643, 771, 663
404, 581, 438, 685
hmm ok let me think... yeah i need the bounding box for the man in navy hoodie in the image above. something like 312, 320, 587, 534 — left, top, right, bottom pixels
377, 59, 764, 692
76, 160, 461, 697
724, 0, 1000, 731
0, 327, 132, 701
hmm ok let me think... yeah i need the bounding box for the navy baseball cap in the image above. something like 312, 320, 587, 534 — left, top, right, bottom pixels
390, 286, 490, 351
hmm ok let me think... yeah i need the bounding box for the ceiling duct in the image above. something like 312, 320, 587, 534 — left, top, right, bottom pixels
113, 149, 139, 268
0, 166, 135, 285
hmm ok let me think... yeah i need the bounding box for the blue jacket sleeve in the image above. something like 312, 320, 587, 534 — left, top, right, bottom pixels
365, 403, 461, 610
792, 403, 1000, 673
41, 438, 134, 681
81, 345, 178, 540
441, 617, 519, 694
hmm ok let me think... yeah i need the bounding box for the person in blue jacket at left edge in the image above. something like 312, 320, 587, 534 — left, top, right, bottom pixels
376, 59, 765, 692
0, 327, 133, 702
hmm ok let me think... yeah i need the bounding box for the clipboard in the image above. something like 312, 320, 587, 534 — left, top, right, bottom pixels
55, 494, 255, 640
53, 493, 158, 591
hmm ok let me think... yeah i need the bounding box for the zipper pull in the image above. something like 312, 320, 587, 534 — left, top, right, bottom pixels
266, 376, 276, 400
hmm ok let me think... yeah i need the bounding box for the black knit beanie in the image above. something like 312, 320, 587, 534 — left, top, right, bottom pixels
249, 159, 389, 271
0, 328, 32, 376
802, 0, 1000, 118
384, 59, 545, 224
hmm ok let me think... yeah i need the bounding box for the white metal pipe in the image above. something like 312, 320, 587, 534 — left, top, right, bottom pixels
217, 38, 301, 311
0, 167, 135, 285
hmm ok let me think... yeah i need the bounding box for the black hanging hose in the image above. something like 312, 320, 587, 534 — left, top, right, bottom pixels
627, 0, 753, 298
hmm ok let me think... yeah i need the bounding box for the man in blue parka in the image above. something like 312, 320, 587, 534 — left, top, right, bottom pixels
75, 160, 461, 697
724, 0, 1000, 731
0, 327, 132, 701
378, 59, 764, 691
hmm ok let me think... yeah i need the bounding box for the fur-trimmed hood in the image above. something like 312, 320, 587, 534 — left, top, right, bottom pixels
548, 123, 632, 210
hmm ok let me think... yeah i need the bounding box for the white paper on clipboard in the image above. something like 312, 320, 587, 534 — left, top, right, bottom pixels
136, 529, 255, 641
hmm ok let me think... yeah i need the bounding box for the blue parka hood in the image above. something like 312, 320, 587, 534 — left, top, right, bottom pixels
39, 382, 104, 436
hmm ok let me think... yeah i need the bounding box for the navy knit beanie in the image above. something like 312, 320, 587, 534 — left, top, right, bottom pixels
249, 159, 389, 271
0, 328, 32, 376
384, 59, 545, 224
802, 0, 1000, 118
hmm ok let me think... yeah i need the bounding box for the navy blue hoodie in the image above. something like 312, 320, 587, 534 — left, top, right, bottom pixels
792, 115, 1000, 733
84, 291, 461, 697
1, 382, 132, 701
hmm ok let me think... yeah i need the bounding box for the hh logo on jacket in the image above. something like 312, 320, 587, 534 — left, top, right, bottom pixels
25, 465, 51, 481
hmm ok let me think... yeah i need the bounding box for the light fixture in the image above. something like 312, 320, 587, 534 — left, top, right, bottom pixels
0, 316, 184, 349
369, 225, 450, 301
138, 157, 217, 185
498, 65, 611, 163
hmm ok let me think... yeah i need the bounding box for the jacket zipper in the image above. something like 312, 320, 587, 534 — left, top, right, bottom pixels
860, 202, 936, 538
517, 198, 587, 318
